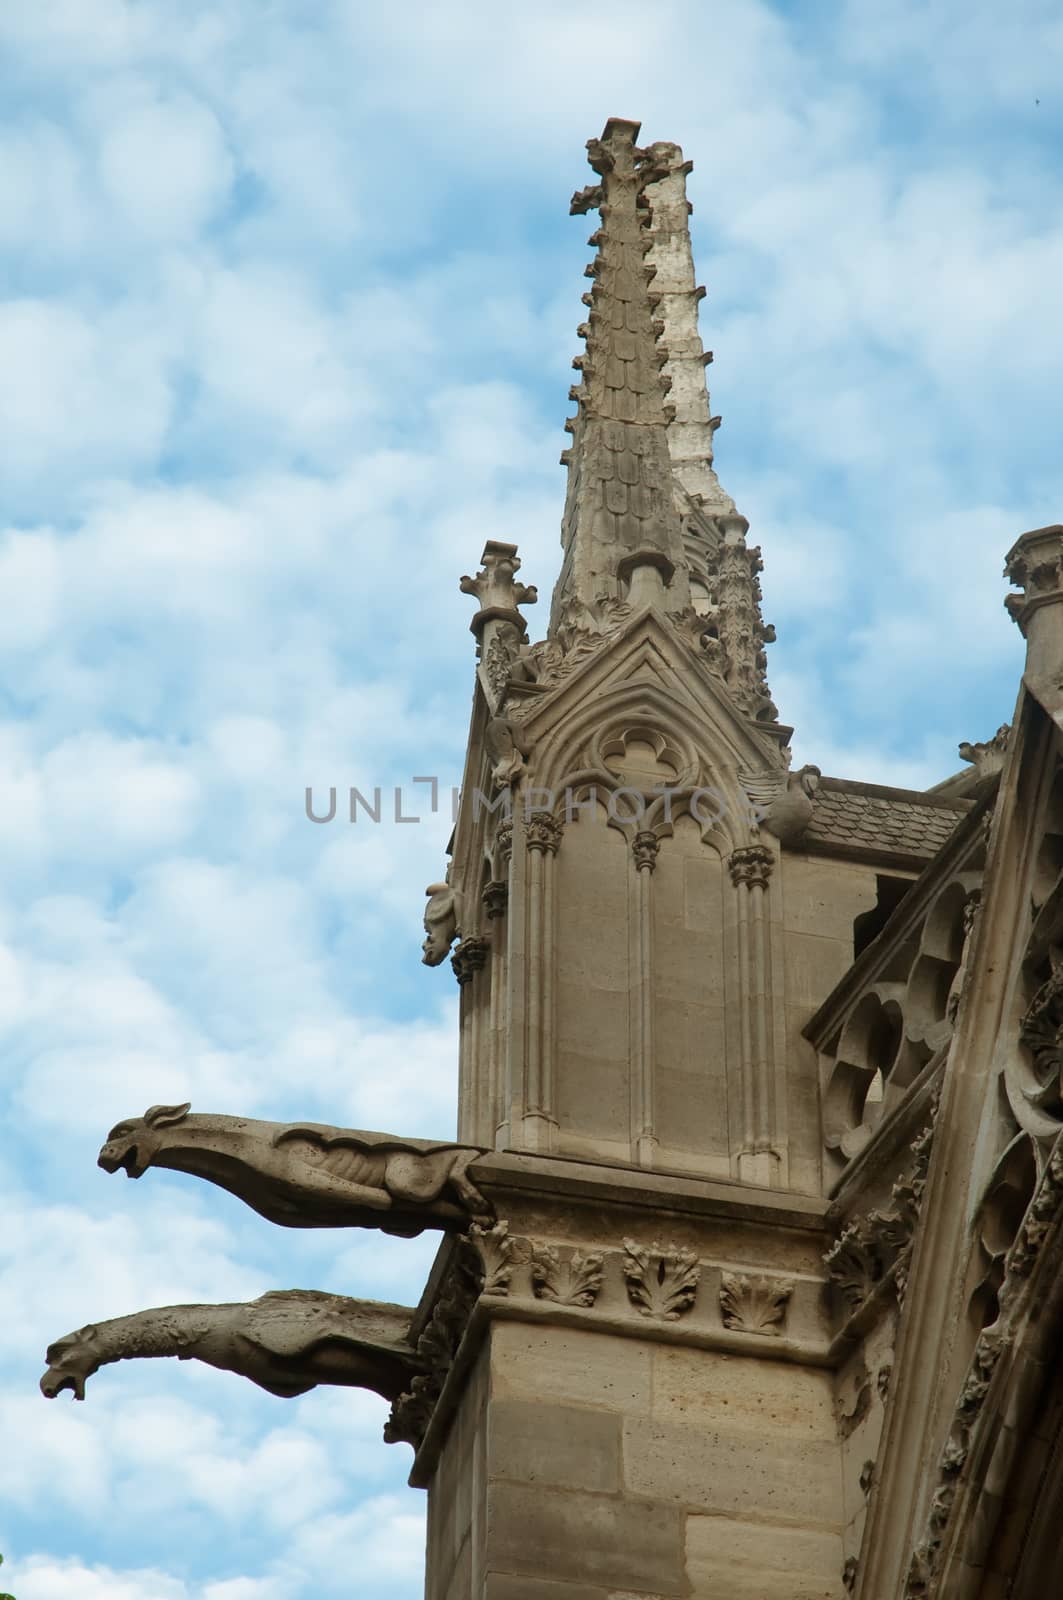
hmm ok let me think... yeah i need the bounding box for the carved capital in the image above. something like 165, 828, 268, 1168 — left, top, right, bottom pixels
481, 880, 508, 920
525, 812, 563, 855
451, 936, 490, 986
496, 818, 514, 864
632, 830, 660, 871
728, 844, 774, 888
718, 1272, 793, 1336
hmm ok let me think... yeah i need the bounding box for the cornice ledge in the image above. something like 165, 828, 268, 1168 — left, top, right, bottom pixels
473, 1150, 830, 1233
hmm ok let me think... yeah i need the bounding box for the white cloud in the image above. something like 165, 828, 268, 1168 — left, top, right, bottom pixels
1, 6, 1060, 1600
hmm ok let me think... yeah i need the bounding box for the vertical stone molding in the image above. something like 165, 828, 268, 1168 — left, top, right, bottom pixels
631, 828, 660, 1165
520, 812, 563, 1150
729, 844, 779, 1183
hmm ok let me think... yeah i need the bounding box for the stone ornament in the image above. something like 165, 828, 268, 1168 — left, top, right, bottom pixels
469, 1221, 528, 1297
530, 1244, 605, 1308
824, 1117, 935, 1316
484, 714, 532, 790
41, 1291, 420, 1403
621, 1239, 700, 1321
385, 1243, 482, 1449
451, 935, 490, 987
958, 723, 1010, 780
728, 844, 774, 889
1018, 954, 1063, 1117
718, 1272, 793, 1336
525, 812, 563, 855
460, 540, 538, 634
422, 881, 463, 967
481, 879, 508, 920
631, 829, 660, 871
98, 1103, 490, 1236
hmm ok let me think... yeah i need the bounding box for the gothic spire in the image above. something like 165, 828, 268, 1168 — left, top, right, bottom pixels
550, 120, 780, 732
551, 118, 691, 632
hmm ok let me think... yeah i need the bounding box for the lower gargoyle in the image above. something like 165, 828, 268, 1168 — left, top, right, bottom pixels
97, 1103, 491, 1236
41, 1289, 421, 1402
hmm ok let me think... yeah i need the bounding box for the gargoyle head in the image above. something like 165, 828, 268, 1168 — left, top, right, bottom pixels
98, 1102, 192, 1178
40, 1324, 102, 1401
422, 883, 462, 967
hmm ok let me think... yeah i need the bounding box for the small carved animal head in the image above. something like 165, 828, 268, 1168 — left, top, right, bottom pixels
422, 883, 462, 967
98, 1102, 192, 1178
40, 1324, 102, 1401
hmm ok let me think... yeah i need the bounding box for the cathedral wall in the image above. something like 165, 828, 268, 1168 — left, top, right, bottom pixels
651, 815, 730, 1172
431, 1319, 847, 1599
780, 853, 881, 1194
554, 806, 632, 1161
425, 1340, 490, 1600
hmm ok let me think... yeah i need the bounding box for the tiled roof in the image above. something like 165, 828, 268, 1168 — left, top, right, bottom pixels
805, 780, 971, 864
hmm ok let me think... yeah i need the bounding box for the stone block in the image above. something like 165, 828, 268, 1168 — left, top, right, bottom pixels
686, 1514, 844, 1599
491, 1323, 653, 1415
651, 1348, 837, 1441
622, 1417, 842, 1526
486, 1579, 609, 1600
487, 1482, 685, 1593
490, 1399, 621, 1492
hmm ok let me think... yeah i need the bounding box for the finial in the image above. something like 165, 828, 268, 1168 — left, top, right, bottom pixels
460, 541, 538, 713
460, 541, 538, 638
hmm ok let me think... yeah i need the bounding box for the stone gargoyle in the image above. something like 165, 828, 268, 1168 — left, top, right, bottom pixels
98, 1103, 491, 1236
422, 880, 463, 966
41, 1290, 420, 1402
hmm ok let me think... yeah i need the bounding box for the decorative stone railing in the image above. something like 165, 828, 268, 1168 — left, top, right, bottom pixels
808, 799, 991, 1188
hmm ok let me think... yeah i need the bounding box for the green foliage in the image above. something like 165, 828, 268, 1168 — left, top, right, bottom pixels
0, 1549, 15, 1599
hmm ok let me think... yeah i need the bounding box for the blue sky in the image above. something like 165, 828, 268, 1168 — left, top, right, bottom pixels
0, 1, 1060, 1595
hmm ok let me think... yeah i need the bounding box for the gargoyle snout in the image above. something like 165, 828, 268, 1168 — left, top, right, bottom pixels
97, 1135, 147, 1178
40, 1336, 93, 1401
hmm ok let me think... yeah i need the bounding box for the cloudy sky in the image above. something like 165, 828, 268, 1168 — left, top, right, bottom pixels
0, 0, 1060, 1595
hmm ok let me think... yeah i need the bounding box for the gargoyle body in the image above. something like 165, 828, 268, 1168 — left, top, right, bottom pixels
99, 1103, 490, 1236
41, 1290, 420, 1402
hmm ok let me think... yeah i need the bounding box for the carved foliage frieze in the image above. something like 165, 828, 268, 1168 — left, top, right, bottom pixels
718, 1272, 793, 1336
530, 1244, 605, 1309
621, 1239, 700, 1321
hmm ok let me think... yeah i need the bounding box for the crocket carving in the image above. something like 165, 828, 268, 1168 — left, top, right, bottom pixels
41, 1290, 420, 1401
98, 1103, 491, 1236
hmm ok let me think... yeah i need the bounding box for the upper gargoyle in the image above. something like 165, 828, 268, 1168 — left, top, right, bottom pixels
98, 1103, 491, 1236
41, 1289, 421, 1402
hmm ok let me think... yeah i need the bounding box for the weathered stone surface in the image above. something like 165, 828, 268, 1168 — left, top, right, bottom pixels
487, 1482, 684, 1592
685, 1515, 843, 1599
651, 1348, 836, 1440
489, 1399, 621, 1493
491, 1324, 652, 1415
622, 1416, 843, 1525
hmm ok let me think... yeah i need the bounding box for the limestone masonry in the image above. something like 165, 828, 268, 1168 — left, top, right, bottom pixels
41, 119, 1063, 1600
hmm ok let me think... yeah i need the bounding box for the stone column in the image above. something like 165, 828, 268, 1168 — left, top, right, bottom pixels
520, 812, 562, 1151
730, 843, 778, 1186
453, 935, 491, 1148
631, 829, 660, 1167
482, 874, 509, 1149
